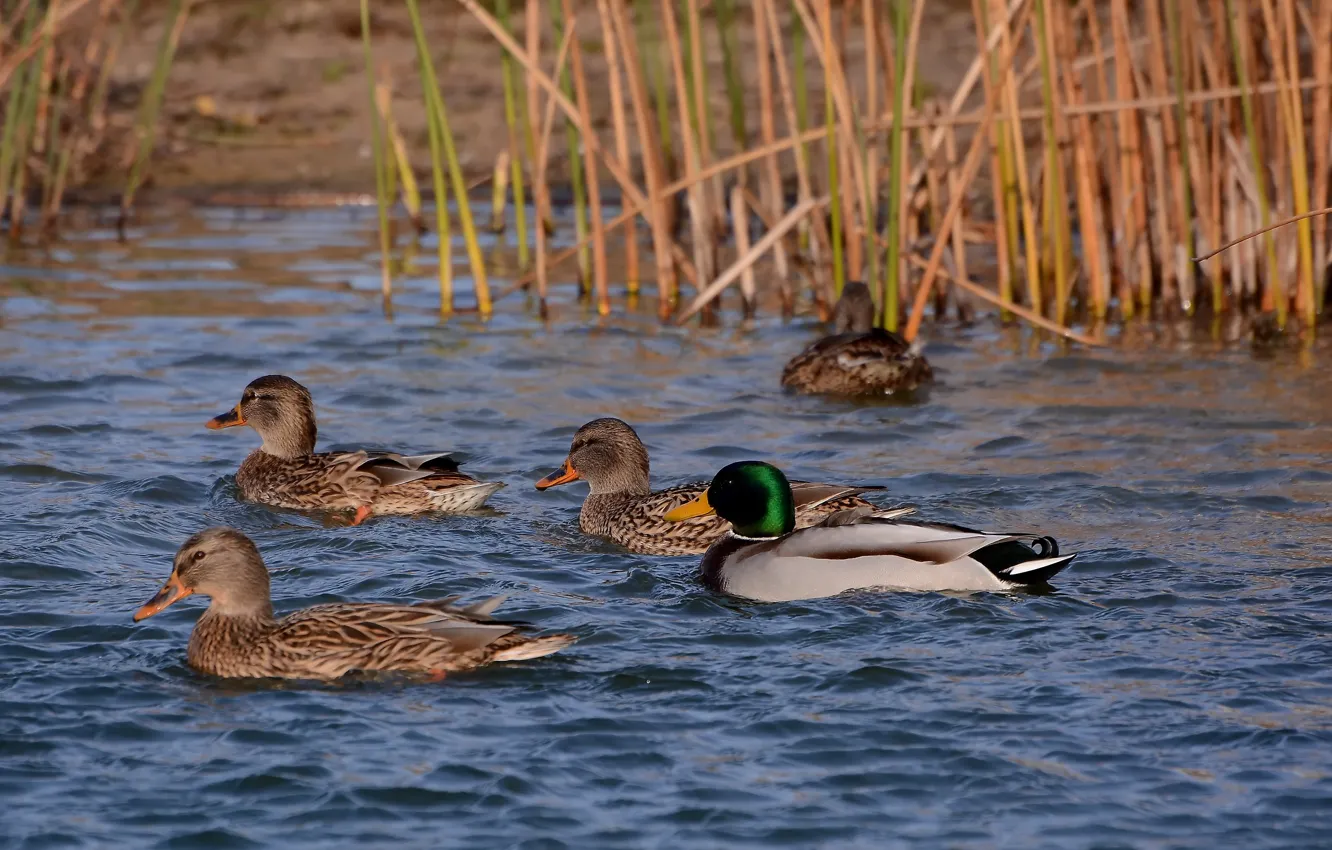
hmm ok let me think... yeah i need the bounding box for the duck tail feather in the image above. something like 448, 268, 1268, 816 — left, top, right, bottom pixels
464, 594, 508, 617
492, 633, 578, 662
871, 506, 917, 520
1000, 553, 1076, 585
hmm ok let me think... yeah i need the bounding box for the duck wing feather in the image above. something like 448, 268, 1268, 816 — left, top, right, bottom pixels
271, 601, 523, 660
788, 480, 887, 511
349, 451, 477, 489
361, 451, 461, 472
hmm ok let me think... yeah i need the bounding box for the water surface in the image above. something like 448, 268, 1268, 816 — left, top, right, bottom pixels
3, 209, 1332, 848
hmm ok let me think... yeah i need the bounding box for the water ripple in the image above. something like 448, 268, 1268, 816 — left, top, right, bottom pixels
1, 209, 1331, 847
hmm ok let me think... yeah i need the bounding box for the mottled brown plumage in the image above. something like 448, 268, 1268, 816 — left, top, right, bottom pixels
207, 375, 502, 522
534, 417, 896, 556
133, 528, 576, 681
781, 282, 933, 396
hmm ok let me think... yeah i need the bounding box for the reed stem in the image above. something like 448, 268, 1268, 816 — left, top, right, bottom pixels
1164, 0, 1197, 312
820, 1, 844, 298
1034, 0, 1071, 325
360, 0, 392, 299
612, 0, 676, 314
634, 0, 674, 176
496, 0, 530, 269
118, 0, 189, 235
561, 0, 609, 315
548, 0, 590, 295
1225, 0, 1281, 322
791, 7, 811, 254
716, 0, 747, 159
0, 2, 39, 235
403, 0, 452, 309
882, 0, 910, 331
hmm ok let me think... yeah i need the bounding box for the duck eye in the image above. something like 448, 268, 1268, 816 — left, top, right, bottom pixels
192, 550, 206, 562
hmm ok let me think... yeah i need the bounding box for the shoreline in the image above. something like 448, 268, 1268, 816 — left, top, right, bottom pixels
82, 0, 979, 196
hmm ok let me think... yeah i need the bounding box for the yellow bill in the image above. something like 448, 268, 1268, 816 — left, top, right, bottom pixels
664, 492, 715, 522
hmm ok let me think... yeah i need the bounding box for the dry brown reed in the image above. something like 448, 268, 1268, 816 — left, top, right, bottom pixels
443, 0, 1332, 337
7, 1, 1332, 343
0, 0, 184, 241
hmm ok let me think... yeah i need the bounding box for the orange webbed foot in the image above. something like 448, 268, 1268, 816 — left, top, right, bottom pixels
350, 505, 373, 526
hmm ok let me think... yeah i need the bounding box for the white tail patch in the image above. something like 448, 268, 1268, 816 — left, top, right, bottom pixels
493, 634, 577, 663
1001, 554, 1076, 581
870, 507, 917, 520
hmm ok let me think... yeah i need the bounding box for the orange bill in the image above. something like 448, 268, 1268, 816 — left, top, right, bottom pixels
133, 573, 194, 621
206, 403, 246, 430
535, 459, 581, 490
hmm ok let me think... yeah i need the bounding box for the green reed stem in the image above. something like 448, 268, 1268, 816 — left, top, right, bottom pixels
0, 0, 41, 233
1164, 0, 1196, 312
87, 0, 139, 140
406, 0, 493, 313
824, 51, 843, 298
677, 5, 701, 148
715, 0, 747, 161
41, 60, 67, 223
6, 30, 43, 238
680, 2, 716, 161
978, 0, 1017, 319
0, 3, 38, 224
380, 90, 423, 232
359, 0, 392, 298
1034, 0, 1069, 325
1224, 0, 1280, 322
440, 103, 491, 314
791, 8, 810, 252
48, 103, 78, 227
382, 113, 400, 214
634, 0, 674, 173
882, 0, 909, 331
120, 0, 189, 230
496, 0, 529, 269
549, 0, 590, 294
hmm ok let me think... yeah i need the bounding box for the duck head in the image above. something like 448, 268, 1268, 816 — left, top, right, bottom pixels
535, 417, 651, 496
832, 281, 876, 334
207, 375, 317, 458
665, 460, 796, 538
134, 527, 274, 622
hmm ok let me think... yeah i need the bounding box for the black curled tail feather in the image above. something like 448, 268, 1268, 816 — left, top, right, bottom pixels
971, 533, 1062, 574
1032, 535, 1059, 557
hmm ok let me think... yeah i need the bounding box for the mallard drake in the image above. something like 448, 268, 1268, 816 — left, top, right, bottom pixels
534, 417, 893, 556
781, 281, 933, 396
206, 375, 502, 523
132, 527, 576, 680
665, 461, 1076, 601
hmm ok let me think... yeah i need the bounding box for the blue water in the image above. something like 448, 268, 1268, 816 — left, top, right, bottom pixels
3, 208, 1332, 848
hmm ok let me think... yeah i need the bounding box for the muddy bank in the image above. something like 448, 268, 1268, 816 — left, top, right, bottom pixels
91, 0, 979, 200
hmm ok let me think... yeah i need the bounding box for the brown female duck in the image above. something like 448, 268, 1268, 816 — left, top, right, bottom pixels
534, 417, 896, 556
206, 375, 502, 523
133, 527, 576, 681
781, 282, 933, 396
